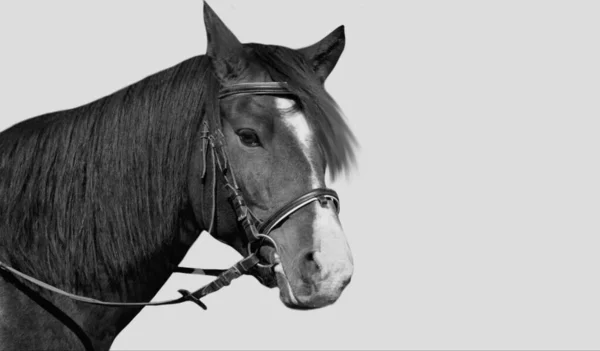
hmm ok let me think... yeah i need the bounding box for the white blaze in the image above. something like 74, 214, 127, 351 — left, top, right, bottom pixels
275, 98, 342, 255
275, 98, 319, 188
275, 98, 313, 159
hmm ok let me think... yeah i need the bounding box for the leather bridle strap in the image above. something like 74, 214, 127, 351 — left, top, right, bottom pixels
208, 128, 262, 244
0, 268, 95, 351
258, 188, 340, 235
219, 82, 295, 99
0, 254, 260, 310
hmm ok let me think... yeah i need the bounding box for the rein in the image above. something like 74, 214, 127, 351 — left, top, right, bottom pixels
0, 81, 340, 347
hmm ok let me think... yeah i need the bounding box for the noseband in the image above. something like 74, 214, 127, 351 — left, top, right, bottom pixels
0, 82, 340, 317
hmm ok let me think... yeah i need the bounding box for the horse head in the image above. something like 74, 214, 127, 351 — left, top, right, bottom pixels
188, 3, 356, 309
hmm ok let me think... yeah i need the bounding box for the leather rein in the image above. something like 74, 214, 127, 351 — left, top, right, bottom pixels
0, 82, 340, 312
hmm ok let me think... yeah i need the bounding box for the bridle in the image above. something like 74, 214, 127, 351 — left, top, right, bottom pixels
206, 82, 340, 261
0, 81, 340, 348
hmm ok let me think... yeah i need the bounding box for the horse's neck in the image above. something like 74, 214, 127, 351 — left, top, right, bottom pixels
0, 225, 202, 350
85, 225, 202, 322
86, 226, 201, 346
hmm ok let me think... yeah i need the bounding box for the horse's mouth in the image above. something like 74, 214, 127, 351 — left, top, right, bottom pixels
274, 263, 313, 309
248, 264, 278, 288
248, 262, 310, 308
246, 247, 317, 309
250, 261, 325, 310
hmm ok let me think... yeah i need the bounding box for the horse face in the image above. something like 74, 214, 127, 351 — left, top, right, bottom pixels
219, 92, 353, 309
193, 3, 354, 309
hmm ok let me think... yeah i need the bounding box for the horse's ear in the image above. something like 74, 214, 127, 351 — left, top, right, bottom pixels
298, 25, 346, 83
203, 1, 245, 82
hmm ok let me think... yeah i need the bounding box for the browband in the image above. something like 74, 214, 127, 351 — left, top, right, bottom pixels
219, 82, 294, 99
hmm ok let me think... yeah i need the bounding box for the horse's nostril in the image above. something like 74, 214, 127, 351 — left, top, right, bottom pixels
341, 275, 352, 288
303, 251, 322, 272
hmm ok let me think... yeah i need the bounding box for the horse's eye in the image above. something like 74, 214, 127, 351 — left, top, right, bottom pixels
237, 129, 261, 147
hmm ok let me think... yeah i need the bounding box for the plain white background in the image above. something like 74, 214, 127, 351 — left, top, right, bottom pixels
1, 1, 599, 350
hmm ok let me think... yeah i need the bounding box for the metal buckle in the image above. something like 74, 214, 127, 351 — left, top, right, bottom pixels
247, 234, 279, 269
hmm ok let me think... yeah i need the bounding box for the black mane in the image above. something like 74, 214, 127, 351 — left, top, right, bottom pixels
0, 45, 356, 289
0, 56, 218, 288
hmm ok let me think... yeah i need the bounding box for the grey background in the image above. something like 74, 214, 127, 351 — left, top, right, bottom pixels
0, 1, 598, 349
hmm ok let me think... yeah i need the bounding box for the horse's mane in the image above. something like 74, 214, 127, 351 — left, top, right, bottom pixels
0, 56, 219, 288
0, 44, 356, 290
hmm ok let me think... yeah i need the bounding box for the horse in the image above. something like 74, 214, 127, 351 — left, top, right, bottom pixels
0, 2, 357, 350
